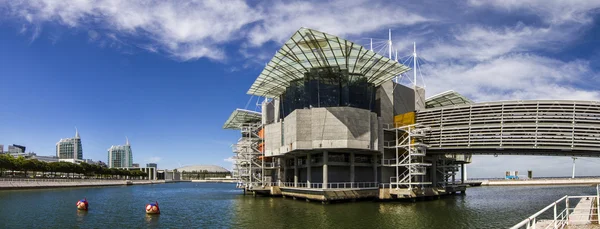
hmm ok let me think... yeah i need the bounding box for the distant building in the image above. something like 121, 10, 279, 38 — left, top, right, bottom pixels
56, 129, 83, 160
107, 137, 133, 168
176, 165, 231, 180
0, 144, 3, 154
132, 163, 140, 168
146, 163, 157, 169
7, 144, 26, 155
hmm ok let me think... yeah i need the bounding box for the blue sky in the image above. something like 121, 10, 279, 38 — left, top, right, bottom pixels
1, 0, 600, 178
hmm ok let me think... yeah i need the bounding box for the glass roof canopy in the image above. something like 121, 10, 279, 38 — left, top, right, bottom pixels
247, 27, 411, 98
425, 90, 473, 108
222, 109, 262, 129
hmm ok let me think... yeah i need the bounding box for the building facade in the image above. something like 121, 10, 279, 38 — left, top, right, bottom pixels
146, 163, 157, 169
108, 138, 133, 168
7, 144, 26, 155
224, 27, 600, 203
223, 28, 467, 202
56, 129, 83, 160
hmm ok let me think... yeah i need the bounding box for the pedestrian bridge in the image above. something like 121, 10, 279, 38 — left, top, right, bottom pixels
416, 100, 600, 157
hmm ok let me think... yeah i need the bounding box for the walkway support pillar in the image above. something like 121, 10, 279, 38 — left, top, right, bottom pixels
294, 155, 298, 188
307, 153, 311, 187
373, 154, 378, 184
460, 163, 465, 184
323, 151, 328, 189
350, 152, 355, 187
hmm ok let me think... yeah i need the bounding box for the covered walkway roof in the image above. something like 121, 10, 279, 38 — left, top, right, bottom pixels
222, 109, 261, 129
425, 90, 473, 108
247, 27, 411, 98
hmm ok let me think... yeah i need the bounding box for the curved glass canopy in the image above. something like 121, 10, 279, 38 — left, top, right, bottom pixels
247, 28, 411, 98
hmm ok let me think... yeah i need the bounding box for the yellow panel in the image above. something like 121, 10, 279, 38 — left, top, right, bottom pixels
394, 112, 415, 128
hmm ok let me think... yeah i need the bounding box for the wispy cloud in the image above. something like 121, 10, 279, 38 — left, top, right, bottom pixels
1, 0, 430, 61
3, 0, 260, 61
146, 156, 161, 163
468, 0, 600, 24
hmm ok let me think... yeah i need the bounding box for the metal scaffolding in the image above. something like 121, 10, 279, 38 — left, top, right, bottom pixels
233, 123, 264, 190
384, 123, 432, 190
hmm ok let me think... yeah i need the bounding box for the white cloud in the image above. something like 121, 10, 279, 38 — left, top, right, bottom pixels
246, 0, 430, 46
4, 0, 261, 60
146, 156, 161, 163
422, 53, 599, 102
2, 0, 430, 61
468, 0, 600, 25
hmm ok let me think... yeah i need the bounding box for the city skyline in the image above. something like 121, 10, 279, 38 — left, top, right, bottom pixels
0, 1, 599, 176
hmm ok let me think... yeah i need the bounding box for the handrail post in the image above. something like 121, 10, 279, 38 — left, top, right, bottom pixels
554, 203, 557, 228
597, 184, 600, 224
566, 197, 570, 226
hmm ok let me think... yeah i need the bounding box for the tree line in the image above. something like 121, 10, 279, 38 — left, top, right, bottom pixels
0, 154, 148, 179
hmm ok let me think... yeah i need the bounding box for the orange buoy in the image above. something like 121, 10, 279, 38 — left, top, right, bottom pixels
76, 198, 89, 211
145, 201, 160, 214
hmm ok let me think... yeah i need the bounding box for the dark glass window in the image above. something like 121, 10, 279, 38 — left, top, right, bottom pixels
279, 66, 375, 118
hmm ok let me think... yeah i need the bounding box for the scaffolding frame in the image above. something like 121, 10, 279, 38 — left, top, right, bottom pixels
232, 123, 265, 190
384, 123, 432, 190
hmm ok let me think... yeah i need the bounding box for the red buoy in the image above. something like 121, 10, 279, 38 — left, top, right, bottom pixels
76, 198, 89, 211
145, 201, 160, 214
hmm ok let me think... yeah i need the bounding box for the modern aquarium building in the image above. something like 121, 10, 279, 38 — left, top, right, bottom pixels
223, 28, 600, 202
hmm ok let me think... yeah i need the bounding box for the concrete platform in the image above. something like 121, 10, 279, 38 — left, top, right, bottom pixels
244, 185, 467, 203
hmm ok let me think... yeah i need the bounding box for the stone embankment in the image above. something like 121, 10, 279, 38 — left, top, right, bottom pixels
476, 178, 600, 186
0, 179, 165, 190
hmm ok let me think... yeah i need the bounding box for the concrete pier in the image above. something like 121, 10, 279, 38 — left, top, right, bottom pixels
244, 185, 467, 202
0, 179, 165, 190
475, 178, 600, 186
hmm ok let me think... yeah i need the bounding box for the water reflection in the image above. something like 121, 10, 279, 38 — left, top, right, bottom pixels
75, 209, 88, 222
145, 214, 160, 228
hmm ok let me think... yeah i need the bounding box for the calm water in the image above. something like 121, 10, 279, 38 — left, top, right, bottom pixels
0, 182, 595, 229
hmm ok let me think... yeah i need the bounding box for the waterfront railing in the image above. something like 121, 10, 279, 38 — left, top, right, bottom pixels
0, 178, 124, 183
510, 184, 600, 229
278, 182, 378, 189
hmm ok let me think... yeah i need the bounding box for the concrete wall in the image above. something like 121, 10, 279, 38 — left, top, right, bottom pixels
377, 81, 394, 125
393, 83, 416, 115
0, 180, 165, 189
265, 107, 381, 156
264, 122, 282, 156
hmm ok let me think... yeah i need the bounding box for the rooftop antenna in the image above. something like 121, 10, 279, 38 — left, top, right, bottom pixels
75, 127, 80, 138
370, 38, 373, 51
126, 136, 130, 146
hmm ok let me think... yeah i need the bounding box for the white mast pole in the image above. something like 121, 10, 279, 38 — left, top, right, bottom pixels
388, 29, 392, 59
370, 38, 373, 51
413, 42, 417, 89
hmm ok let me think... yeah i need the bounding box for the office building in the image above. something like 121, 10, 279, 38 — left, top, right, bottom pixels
56, 129, 83, 160
7, 144, 26, 155
108, 137, 133, 168
0, 144, 3, 154
146, 163, 157, 169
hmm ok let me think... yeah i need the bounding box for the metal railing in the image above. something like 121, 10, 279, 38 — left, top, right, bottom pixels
511, 185, 600, 228
278, 182, 379, 189
0, 178, 126, 182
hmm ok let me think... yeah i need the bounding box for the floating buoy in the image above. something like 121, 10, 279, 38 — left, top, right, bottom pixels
145, 201, 160, 214
76, 198, 89, 211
